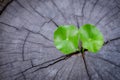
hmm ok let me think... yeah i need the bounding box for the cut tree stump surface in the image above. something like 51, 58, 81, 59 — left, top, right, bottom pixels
0, 0, 120, 80
0, 0, 13, 15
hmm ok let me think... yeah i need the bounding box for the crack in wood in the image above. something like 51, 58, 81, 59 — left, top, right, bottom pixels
22, 31, 30, 61
0, 0, 14, 15
0, 0, 120, 80
32, 54, 75, 73
23, 27, 53, 42
81, 52, 91, 80
14, 51, 80, 77
81, 0, 87, 25
27, 1, 46, 19
22, 72, 26, 80
49, 18, 59, 27
74, 15, 80, 28
0, 22, 19, 30
104, 37, 120, 45
14, 0, 31, 14
51, 0, 67, 23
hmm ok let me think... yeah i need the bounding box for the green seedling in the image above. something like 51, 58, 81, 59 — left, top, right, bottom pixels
79, 24, 104, 53
54, 25, 79, 54
54, 24, 104, 55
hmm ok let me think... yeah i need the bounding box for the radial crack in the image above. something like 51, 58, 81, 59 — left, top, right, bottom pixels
81, 0, 87, 17
22, 72, 26, 80
13, 55, 67, 76
81, 53, 91, 80
30, 59, 34, 67
104, 37, 120, 45
74, 15, 80, 28
49, 18, 59, 27
40, 20, 52, 29
0, 22, 19, 30
38, 32, 53, 42
14, 0, 32, 14
81, 0, 87, 25
32, 55, 71, 72
14, 51, 80, 77
27, 1, 46, 19
51, 0, 67, 23
0, 0, 14, 15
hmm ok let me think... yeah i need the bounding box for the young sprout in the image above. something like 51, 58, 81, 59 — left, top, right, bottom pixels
54, 25, 79, 54
54, 24, 104, 54
79, 24, 104, 53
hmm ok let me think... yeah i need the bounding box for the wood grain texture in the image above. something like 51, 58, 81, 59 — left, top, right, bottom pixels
0, 0, 13, 15
0, 0, 120, 80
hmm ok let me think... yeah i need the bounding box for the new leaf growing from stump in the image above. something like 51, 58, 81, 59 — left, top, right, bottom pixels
54, 25, 79, 54
79, 24, 104, 53
54, 24, 104, 54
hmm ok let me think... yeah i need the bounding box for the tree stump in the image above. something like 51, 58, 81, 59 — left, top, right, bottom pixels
0, 0, 120, 80
0, 0, 13, 15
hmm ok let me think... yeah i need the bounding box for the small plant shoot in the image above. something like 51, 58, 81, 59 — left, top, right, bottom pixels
54, 24, 104, 55
79, 24, 104, 53
54, 25, 79, 54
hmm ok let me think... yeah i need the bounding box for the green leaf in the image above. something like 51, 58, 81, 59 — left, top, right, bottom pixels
79, 24, 104, 53
54, 25, 79, 54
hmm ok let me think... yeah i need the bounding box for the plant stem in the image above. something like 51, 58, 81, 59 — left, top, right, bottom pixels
81, 52, 91, 80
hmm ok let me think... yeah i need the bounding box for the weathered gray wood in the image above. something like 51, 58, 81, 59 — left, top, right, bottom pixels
0, 0, 120, 80
0, 0, 13, 15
